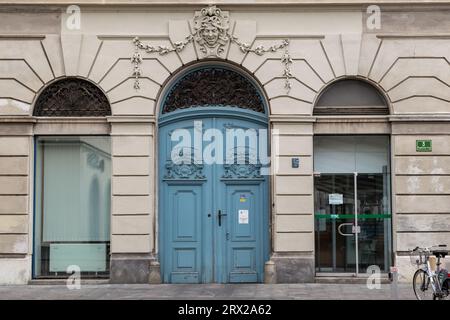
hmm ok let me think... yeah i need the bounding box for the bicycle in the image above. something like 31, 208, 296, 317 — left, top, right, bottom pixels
410, 245, 449, 300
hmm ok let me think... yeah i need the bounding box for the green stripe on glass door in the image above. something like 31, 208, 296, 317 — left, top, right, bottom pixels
314, 214, 391, 219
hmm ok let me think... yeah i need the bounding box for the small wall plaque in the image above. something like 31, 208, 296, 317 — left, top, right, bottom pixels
291, 157, 300, 168
416, 140, 432, 152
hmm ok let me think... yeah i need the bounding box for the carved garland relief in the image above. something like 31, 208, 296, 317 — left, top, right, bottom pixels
131, 5, 292, 94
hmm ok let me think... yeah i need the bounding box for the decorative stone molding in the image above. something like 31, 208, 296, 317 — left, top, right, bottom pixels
131, 5, 292, 93
194, 5, 230, 57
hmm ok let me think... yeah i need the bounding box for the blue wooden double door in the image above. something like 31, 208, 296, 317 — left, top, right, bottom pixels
159, 112, 269, 283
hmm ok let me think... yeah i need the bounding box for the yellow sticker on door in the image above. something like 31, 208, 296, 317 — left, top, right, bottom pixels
240, 194, 247, 202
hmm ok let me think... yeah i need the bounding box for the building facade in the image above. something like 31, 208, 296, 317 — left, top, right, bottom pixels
0, 0, 449, 284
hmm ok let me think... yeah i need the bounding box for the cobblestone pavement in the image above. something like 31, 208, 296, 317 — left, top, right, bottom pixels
0, 283, 415, 300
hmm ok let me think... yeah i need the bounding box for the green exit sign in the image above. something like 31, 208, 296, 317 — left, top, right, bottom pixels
416, 140, 432, 152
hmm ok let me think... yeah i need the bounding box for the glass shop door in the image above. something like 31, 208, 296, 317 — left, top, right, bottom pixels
313, 136, 392, 276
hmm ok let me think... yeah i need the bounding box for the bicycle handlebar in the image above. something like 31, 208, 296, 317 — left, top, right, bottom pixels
411, 244, 447, 252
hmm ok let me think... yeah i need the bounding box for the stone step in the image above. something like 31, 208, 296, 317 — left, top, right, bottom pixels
28, 279, 110, 285
315, 276, 391, 284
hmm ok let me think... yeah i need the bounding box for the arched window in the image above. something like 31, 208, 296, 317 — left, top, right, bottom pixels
33, 78, 111, 117
314, 79, 389, 115
162, 67, 265, 114
33, 78, 112, 279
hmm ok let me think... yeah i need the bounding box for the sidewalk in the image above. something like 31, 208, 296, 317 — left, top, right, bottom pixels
0, 283, 414, 300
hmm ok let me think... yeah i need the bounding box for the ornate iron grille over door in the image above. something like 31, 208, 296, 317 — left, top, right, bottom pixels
162, 67, 265, 114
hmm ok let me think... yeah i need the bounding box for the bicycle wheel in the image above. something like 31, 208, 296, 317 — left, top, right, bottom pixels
435, 279, 450, 300
413, 269, 434, 300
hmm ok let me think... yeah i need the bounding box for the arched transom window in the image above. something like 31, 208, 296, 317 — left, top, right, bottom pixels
314, 79, 389, 115
33, 78, 111, 117
162, 67, 265, 114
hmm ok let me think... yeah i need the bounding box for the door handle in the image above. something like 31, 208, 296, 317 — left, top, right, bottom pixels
218, 210, 227, 227
338, 223, 354, 237
337, 223, 360, 236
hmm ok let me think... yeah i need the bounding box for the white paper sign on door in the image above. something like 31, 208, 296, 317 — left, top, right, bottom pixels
329, 193, 343, 205
238, 210, 249, 224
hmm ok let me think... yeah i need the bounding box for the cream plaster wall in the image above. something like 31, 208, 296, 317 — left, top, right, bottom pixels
391, 121, 450, 280
109, 119, 155, 255
0, 120, 33, 284
0, 7, 449, 117
272, 122, 314, 254
0, 4, 449, 283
